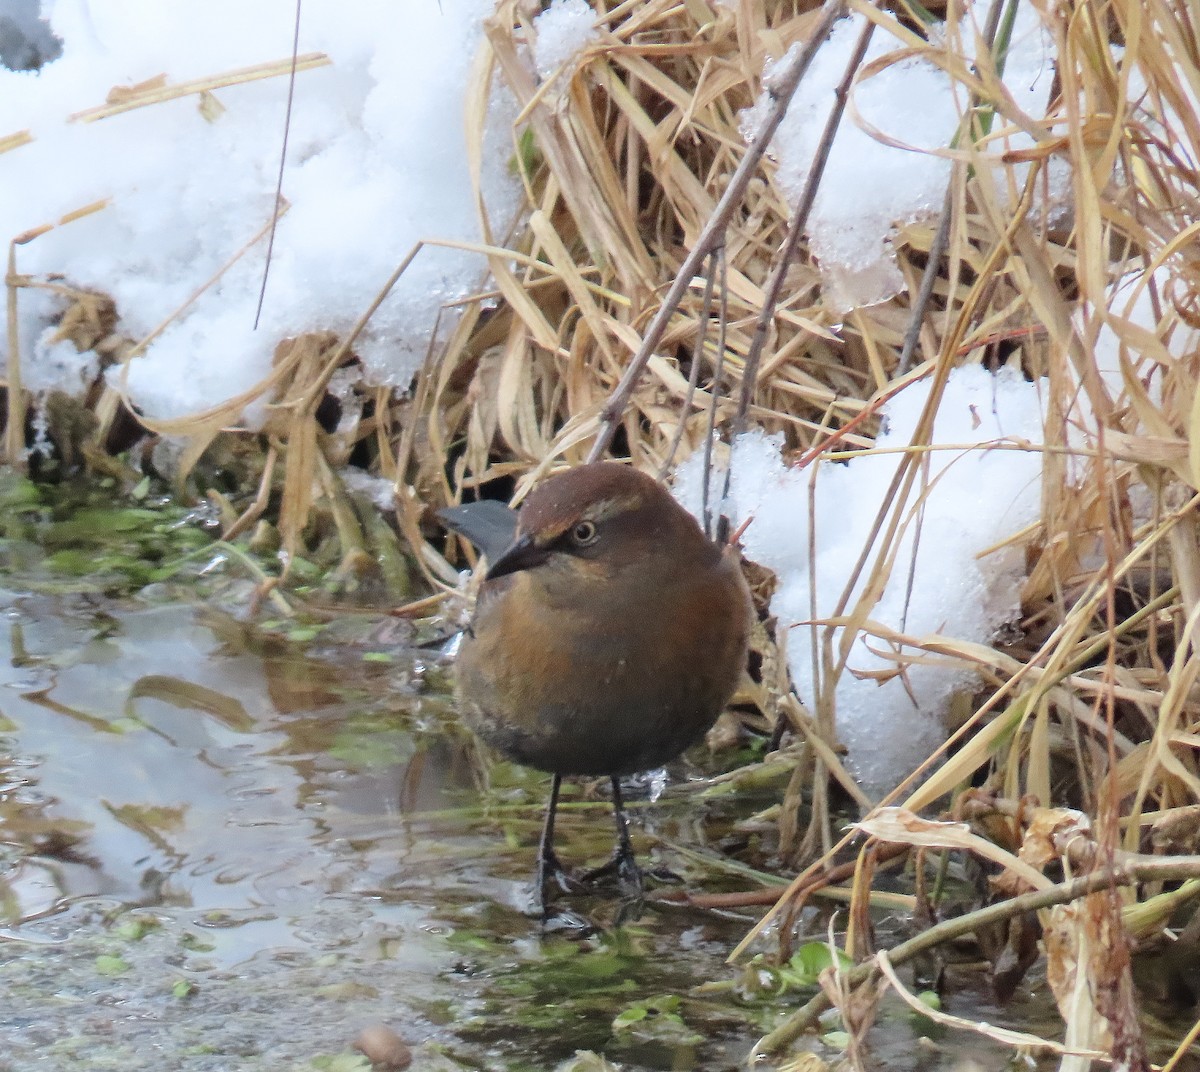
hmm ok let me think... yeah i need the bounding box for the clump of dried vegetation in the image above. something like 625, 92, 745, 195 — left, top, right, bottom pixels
7, 0, 1200, 1064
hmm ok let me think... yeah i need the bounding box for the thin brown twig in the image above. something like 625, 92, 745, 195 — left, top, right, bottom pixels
896, 0, 1008, 376
254, 0, 303, 330
658, 250, 717, 481
701, 245, 728, 538
714, 9, 877, 543
730, 11, 876, 445
896, 184, 954, 375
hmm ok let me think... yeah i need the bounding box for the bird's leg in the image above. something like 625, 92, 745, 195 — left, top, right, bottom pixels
535, 774, 582, 910
579, 777, 644, 899
609, 777, 644, 899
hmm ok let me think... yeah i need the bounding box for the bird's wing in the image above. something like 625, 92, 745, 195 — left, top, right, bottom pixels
437, 500, 518, 562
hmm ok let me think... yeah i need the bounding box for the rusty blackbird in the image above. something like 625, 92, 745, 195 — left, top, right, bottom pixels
440, 463, 751, 912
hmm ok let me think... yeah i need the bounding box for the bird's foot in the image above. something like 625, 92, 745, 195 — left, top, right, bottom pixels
643, 865, 685, 886
539, 904, 596, 936
578, 849, 644, 900
535, 846, 585, 905
531, 851, 595, 933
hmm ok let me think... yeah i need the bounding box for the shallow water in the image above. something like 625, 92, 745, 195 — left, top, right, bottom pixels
0, 589, 788, 1070
0, 589, 1192, 1071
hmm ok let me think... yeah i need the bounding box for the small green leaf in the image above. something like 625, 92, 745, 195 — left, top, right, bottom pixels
114, 917, 157, 941
180, 932, 216, 952
512, 125, 541, 179
779, 941, 853, 988
612, 1007, 648, 1028
822, 1030, 850, 1050
95, 954, 130, 976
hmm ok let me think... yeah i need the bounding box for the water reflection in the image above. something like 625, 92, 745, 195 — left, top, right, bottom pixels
0, 593, 471, 942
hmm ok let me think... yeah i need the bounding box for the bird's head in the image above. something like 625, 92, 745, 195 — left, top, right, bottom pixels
485, 463, 717, 587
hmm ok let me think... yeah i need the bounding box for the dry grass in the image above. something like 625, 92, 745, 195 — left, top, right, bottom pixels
7, 0, 1200, 1062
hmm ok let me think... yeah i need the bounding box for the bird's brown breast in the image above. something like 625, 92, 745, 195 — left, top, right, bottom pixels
455, 545, 751, 776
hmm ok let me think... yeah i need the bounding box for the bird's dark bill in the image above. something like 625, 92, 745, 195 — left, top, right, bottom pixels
438, 500, 518, 562
485, 533, 549, 580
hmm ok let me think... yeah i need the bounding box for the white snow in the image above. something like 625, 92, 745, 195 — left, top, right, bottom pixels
533, 0, 599, 81
676, 366, 1046, 795
744, 7, 1057, 313
0, 0, 523, 422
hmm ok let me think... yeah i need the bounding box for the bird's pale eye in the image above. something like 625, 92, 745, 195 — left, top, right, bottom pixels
570, 520, 599, 546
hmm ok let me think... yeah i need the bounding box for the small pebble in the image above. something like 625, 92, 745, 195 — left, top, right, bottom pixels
354, 1023, 412, 1070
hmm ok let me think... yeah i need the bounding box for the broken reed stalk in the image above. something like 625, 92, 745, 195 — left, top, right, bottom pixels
67, 53, 331, 123
1162, 1018, 1200, 1072
0, 130, 32, 155
585, 0, 851, 464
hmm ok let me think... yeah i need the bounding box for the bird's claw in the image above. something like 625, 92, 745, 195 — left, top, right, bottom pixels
540, 905, 596, 935
578, 849, 644, 900
532, 853, 595, 934
536, 848, 585, 901
616, 854, 644, 901
644, 865, 684, 885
